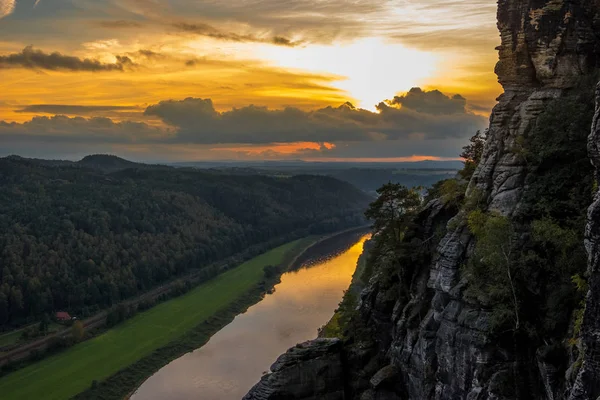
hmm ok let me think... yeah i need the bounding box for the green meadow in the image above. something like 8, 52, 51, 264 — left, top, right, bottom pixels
0, 239, 305, 400
0, 330, 23, 349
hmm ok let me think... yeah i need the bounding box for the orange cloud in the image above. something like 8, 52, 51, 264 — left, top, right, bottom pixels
213, 141, 336, 156
303, 155, 462, 162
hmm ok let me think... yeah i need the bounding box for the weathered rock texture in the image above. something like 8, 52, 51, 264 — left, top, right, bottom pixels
570, 83, 600, 400
245, 1, 600, 399
243, 339, 345, 400
413, 1, 600, 398
472, 0, 600, 216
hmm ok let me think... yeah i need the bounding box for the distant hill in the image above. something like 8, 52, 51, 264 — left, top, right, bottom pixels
1, 154, 458, 194
1, 154, 161, 173
169, 160, 460, 193
77, 154, 142, 172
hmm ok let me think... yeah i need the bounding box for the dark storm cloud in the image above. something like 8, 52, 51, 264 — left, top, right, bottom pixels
388, 88, 467, 114
172, 22, 300, 47
0, 115, 160, 144
143, 90, 485, 144
16, 105, 139, 114
0, 89, 487, 160
0, 46, 135, 72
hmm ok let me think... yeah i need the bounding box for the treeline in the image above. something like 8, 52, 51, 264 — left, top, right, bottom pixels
0, 157, 370, 328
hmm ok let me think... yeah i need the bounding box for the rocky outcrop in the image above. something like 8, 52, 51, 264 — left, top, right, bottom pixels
243, 339, 345, 400
245, 1, 600, 399
385, 2, 600, 398
472, 0, 600, 215
569, 83, 600, 400
397, 2, 600, 399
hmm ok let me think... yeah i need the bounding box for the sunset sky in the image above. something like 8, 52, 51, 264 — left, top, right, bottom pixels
0, 0, 499, 161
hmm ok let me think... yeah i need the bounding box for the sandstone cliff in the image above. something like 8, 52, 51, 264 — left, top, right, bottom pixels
570, 83, 600, 400
243, 339, 345, 400
244, 1, 600, 399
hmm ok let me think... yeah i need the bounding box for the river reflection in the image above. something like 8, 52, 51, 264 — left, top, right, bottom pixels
131, 234, 369, 400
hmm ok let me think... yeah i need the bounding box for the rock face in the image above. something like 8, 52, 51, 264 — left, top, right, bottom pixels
406, 1, 600, 399
570, 84, 600, 400
245, 1, 600, 399
243, 339, 345, 400
472, 0, 600, 216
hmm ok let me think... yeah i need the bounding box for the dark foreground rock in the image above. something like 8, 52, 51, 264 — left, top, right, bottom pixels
243, 338, 345, 400
570, 84, 600, 400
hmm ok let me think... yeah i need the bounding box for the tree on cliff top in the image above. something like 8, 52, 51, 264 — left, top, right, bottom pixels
460, 129, 486, 179
365, 183, 422, 244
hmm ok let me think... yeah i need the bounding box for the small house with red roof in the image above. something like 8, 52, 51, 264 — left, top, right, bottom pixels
55, 311, 72, 322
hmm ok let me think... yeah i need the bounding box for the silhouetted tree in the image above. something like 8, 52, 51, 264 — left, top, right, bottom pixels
460, 130, 486, 179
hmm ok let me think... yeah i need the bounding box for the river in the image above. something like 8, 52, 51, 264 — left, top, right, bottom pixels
131, 234, 369, 400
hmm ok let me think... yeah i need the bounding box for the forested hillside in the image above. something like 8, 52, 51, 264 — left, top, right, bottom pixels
0, 156, 370, 328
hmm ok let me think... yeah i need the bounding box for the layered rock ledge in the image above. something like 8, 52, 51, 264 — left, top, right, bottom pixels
243, 339, 345, 400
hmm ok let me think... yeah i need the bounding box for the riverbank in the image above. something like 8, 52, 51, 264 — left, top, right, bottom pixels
130, 233, 371, 400
319, 236, 372, 338
0, 226, 368, 400
0, 239, 306, 400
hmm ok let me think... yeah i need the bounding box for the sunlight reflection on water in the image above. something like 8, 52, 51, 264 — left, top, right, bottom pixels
131, 235, 369, 400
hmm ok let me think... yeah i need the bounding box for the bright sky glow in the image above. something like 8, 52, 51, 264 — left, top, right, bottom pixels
0, 0, 499, 161
257, 38, 438, 110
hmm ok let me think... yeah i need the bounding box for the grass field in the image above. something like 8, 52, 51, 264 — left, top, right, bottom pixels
0, 239, 305, 400
0, 330, 23, 349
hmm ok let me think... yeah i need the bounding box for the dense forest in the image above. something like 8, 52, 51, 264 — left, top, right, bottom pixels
0, 156, 370, 328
